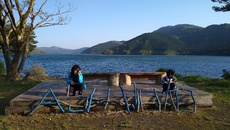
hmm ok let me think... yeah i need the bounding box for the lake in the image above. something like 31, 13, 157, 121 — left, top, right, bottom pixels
0, 54, 230, 79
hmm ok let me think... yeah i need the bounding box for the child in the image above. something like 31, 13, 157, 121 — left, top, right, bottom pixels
162, 69, 177, 93
66, 64, 84, 96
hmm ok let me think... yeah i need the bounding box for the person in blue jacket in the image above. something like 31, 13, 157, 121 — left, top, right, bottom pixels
66, 64, 84, 96
162, 69, 177, 93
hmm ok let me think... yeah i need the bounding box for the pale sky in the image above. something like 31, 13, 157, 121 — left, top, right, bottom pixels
35, 0, 230, 49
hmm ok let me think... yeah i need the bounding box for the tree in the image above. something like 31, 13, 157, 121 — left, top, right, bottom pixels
3, 24, 38, 54
103, 49, 114, 55
139, 49, 152, 55
222, 69, 230, 80
0, 0, 75, 80
212, 0, 230, 11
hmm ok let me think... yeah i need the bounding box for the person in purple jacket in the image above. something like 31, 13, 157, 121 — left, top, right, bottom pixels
66, 64, 84, 96
162, 69, 177, 93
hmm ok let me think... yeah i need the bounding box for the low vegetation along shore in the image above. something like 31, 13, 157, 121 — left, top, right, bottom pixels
0, 75, 230, 129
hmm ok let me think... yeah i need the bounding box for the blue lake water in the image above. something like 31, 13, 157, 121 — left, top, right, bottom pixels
1, 54, 230, 79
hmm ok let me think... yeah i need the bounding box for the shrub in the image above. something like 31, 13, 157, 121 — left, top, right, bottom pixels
0, 60, 5, 75
23, 64, 48, 80
103, 49, 114, 55
222, 69, 230, 80
156, 68, 168, 72
139, 49, 152, 55
156, 68, 182, 79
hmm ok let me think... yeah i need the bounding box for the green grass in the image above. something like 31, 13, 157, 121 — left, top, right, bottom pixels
181, 75, 230, 118
181, 75, 230, 100
0, 78, 41, 115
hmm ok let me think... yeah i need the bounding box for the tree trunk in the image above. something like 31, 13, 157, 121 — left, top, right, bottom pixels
6, 68, 19, 81
4, 43, 29, 81
18, 41, 30, 78
3, 38, 24, 81
5, 50, 20, 80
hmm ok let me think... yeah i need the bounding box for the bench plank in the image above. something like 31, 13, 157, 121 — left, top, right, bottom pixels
83, 72, 119, 86
120, 72, 166, 85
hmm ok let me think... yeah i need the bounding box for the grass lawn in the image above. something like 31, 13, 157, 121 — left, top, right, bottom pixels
0, 76, 229, 129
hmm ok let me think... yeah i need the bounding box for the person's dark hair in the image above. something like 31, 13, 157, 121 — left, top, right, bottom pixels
71, 64, 81, 77
166, 69, 174, 78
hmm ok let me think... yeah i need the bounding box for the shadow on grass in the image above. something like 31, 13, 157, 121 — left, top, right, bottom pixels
0, 79, 41, 115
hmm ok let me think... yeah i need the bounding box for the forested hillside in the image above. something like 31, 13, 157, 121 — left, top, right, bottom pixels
37, 46, 88, 54
110, 33, 186, 55
155, 24, 230, 55
107, 24, 230, 55
34, 24, 230, 56
81, 41, 124, 54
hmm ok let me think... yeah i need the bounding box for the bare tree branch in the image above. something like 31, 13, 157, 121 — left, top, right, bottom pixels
34, 1, 75, 28
15, 0, 23, 17
2, 0, 17, 31
0, 0, 76, 80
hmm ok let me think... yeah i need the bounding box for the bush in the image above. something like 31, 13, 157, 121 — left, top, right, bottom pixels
156, 68, 168, 72
23, 64, 48, 80
0, 60, 5, 75
222, 69, 230, 80
156, 68, 182, 79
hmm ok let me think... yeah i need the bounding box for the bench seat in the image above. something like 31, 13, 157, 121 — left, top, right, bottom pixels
120, 72, 166, 85
83, 72, 166, 86
83, 72, 119, 86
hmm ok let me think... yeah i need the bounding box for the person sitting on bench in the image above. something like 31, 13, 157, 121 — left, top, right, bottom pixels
162, 69, 177, 93
66, 64, 84, 96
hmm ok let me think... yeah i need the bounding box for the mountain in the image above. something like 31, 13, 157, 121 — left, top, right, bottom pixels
109, 23, 230, 56
155, 23, 230, 55
155, 24, 203, 37
34, 40, 124, 54
81, 41, 125, 54
31, 48, 46, 54
110, 32, 185, 55
33, 23, 230, 55
37, 46, 88, 54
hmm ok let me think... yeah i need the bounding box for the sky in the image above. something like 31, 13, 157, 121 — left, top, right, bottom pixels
35, 0, 230, 49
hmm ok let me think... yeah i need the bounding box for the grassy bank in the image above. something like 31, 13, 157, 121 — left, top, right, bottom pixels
0, 76, 229, 129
